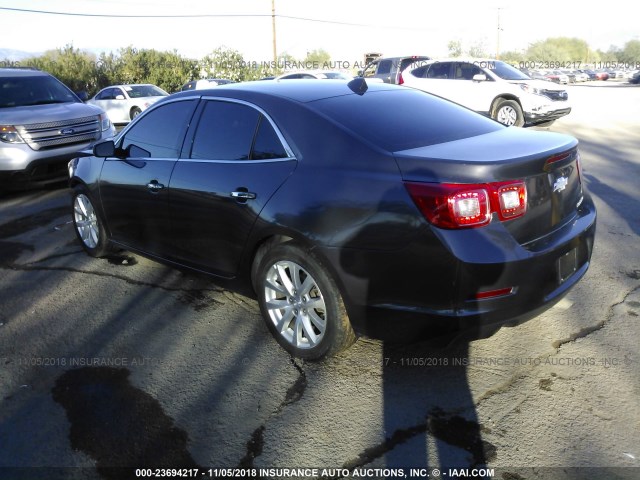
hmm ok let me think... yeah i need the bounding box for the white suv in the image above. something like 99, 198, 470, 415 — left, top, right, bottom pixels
0, 68, 115, 188
400, 59, 571, 127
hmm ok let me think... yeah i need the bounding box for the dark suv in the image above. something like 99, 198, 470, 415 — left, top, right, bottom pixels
0, 68, 115, 188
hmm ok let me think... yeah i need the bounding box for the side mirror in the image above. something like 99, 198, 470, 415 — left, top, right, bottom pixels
472, 74, 487, 82
93, 140, 115, 157
75, 91, 88, 102
115, 95, 126, 100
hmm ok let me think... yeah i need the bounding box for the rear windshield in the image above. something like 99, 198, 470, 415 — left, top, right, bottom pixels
0, 75, 79, 108
311, 88, 502, 151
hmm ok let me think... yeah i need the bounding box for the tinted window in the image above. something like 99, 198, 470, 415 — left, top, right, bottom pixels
191, 101, 260, 161
377, 60, 392, 75
410, 66, 428, 78
426, 63, 451, 79
313, 89, 502, 151
454, 63, 484, 80
252, 117, 288, 160
0, 75, 78, 108
121, 100, 195, 158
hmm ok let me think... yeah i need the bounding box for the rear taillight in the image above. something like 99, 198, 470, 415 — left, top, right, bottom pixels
398, 72, 405, 85
576, 151, 582, 184
405, 181, 527, 229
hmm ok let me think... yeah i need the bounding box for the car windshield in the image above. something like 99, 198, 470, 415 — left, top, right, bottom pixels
486, 61, 531, 81
0, 75, 79, 108
313, 88, 502, 151
124, 85, 168, 98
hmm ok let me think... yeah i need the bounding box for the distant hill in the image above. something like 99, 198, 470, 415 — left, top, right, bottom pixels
0, 48, 41, 62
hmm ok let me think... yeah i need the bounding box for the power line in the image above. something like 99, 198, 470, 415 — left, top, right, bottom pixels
0, 6, 370, 26
0, 6, 438, 30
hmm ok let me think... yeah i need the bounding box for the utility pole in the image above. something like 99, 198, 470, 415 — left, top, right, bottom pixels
272, 0, 277, 63
496, 7, 502, 60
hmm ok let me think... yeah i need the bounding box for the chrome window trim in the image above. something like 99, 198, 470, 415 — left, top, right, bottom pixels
191, 96, 295, 161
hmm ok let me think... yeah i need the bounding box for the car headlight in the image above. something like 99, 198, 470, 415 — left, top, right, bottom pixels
99, 113, 111, 132
519, 84, 540, 95
0, 125, 25, 144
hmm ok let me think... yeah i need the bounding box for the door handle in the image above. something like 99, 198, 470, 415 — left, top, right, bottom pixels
147, 181, 165, 192
230, 191, 256, 200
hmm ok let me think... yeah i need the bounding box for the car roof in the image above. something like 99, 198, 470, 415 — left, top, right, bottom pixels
0, 68, 50, 78
170, 79, 398, 104
104, 84, 157, 88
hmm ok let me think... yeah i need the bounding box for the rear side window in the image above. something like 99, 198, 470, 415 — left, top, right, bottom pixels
191, 100, 289, 161
426, 63, 451, 79
191, 101, 259, 160
377, 60, 392, 75
312, 89, 502, 151
121, 100, 195, 158
252, 116, 289, 159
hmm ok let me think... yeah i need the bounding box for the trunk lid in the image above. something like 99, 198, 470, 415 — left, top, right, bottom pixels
395, 128, 583, 245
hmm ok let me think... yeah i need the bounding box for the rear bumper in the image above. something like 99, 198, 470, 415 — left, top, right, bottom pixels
321, 194, 596, 343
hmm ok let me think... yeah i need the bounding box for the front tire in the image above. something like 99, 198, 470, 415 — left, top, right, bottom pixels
130, 107, 142, 120
72, 186, 111, 257
253, 242, 356, 360
493, 99, 525, 127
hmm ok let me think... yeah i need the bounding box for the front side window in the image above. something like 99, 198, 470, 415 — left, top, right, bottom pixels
453, 63, 484, 80
121, 100, 195, 158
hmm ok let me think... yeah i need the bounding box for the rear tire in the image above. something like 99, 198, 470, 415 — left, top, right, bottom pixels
71, 185, 111, 258
253, 242, 356, 360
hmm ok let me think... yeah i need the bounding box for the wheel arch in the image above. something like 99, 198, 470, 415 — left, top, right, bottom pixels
490, 94, 522, 116
246, 232, 353, 312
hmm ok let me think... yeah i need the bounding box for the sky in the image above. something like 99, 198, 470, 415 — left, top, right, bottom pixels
0, 0, 638, 66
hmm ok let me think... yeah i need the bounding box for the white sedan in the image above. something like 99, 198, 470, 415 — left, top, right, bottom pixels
87, 84, 168, 124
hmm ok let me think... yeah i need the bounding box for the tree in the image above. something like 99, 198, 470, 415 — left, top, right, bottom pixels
619, 40, 640, 64
303, 49, 330, 68
24, 44, 98, 93
114, 47, 198, 93
447, 40, 462, 58
526, 37, 591, 63
468, 41, 488, 58
500, 50, 525, 63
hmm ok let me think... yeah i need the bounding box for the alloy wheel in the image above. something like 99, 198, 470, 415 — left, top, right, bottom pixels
73, 193, 99, 249
263, 260, 327, 349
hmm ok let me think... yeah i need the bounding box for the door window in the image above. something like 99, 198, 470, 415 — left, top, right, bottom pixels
454, 63, 484, 80
121, 100, 195, 158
